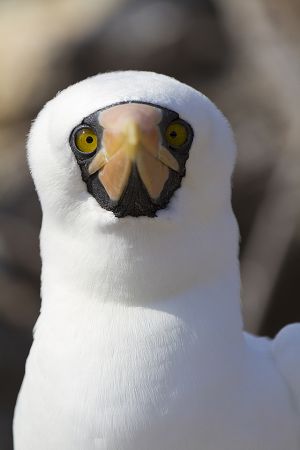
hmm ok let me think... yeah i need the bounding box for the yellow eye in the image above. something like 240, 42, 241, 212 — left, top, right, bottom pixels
165, 122, 188, 148
75, 128, 98, 153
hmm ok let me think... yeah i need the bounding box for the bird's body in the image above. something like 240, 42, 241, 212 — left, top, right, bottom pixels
14, 71, 300, 450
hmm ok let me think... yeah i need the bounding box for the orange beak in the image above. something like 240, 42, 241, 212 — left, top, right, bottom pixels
87, 103, 179, 202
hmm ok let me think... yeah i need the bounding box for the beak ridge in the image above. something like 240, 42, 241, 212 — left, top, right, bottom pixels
123, 120, 142, 161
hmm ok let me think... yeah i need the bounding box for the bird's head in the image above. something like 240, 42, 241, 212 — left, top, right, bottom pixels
28, 71, 236, 228
27, 72, 239, 299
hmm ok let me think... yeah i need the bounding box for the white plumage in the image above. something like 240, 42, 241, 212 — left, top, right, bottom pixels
14, 71, 300, 450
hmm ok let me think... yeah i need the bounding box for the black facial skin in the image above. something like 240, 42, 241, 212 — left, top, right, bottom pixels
69, 102, 194, 218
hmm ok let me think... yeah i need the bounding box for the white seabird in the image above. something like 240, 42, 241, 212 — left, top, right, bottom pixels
14, 71, 300, 450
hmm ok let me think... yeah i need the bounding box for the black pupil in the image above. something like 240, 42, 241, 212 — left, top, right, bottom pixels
86, 136, 94, 144
170, 131, 177, 138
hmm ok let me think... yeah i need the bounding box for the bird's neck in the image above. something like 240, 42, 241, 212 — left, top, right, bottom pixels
39, 210, 243, 337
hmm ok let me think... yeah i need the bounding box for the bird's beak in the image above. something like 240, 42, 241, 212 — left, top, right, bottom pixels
88, 104, 179, 202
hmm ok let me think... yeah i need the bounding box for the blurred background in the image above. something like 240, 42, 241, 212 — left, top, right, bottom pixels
0, 0, 300, 448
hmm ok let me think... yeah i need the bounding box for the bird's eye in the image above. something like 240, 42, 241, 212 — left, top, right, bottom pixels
165, 122, 188, 148
75, 128, 98, 153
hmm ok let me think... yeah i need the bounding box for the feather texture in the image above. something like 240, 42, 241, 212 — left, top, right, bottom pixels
14, 71, 300, 450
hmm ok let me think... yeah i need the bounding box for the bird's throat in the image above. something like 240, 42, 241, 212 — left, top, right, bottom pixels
40, 212, 241, 316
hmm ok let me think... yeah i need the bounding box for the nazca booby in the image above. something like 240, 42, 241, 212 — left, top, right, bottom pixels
14, 71, 300, 450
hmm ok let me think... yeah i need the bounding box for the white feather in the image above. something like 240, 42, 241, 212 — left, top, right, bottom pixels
14, 71, 300, 450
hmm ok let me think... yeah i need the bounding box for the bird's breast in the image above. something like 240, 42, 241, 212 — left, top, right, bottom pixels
14, 303, 300, 450
15, 304, 205, 449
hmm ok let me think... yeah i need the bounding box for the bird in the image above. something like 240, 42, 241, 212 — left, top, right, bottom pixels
13, 71, 300, 450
